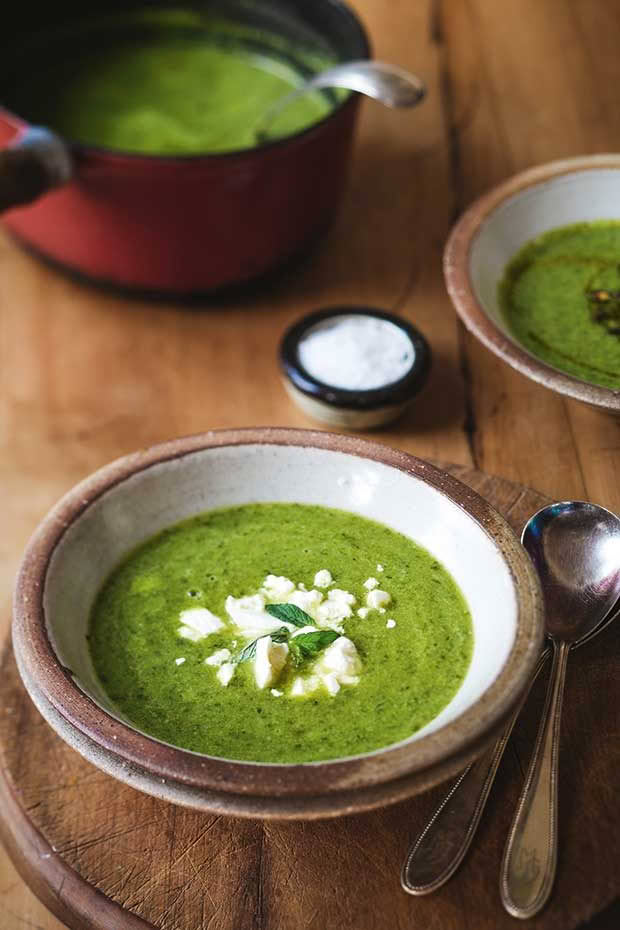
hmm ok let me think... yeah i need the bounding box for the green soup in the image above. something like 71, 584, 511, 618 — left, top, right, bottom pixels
89, 503, 473, 763
499, 220, 620, 389
4, 12, 339, 155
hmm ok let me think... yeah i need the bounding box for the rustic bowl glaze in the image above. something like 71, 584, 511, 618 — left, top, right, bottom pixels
13, 429, 544, 819
444, 154, 620, 413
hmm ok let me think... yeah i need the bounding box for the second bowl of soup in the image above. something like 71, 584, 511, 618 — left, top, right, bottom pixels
444, 154, 620, 413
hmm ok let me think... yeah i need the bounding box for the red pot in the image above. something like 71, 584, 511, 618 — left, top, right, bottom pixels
0, 1, 370, 294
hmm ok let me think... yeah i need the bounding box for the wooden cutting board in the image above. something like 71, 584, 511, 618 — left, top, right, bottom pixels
0, 464, 618, 930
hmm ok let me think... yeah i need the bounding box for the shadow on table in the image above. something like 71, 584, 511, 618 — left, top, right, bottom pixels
389, 348, 467, 434
16, 229, 327, 312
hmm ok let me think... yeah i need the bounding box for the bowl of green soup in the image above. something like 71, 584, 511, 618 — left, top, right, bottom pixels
13, 428, 543, 818
0, 1, 371, 292
445, 155, 620, 413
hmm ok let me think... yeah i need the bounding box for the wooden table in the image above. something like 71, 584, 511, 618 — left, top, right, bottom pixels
1, 1, 619, 926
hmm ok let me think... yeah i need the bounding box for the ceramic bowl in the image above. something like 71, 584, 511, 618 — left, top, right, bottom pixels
444, 154, 620, 413
279, 307, 431, 429
13, 428, 543, 819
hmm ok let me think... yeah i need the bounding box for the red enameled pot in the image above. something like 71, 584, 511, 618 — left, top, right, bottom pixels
0, 1, 370, 294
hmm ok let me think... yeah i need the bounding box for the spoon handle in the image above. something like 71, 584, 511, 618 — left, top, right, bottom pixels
401, 647, 549, 895
256, 61, 425, 138
0, 126, 71, 213
500, 640, 570, 918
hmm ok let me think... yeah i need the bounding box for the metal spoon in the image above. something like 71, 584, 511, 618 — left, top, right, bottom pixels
401, 501, 620, 902
255, 60, 426, 140
500, 501, 620, 917
401, 600, 620, 896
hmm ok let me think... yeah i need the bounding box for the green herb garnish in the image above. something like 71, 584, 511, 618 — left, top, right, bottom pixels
265, 603, 314, 628
586, 288, 620, 335
288, 630, 340, 667
234, 627, 289, 664
233, 605, 342, 672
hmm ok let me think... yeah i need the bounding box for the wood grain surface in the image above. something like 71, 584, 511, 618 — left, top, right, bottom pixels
1, 0, 619, 926
1, 466, 618, 930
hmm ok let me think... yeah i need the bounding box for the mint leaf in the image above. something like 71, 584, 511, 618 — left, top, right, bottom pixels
289, 630, 340, 667
265, 603, 314, 628
235, 639, 259, 664
235, 627, 289, 664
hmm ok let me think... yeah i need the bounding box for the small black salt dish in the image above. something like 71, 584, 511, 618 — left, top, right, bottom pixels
279, 306, 431, 429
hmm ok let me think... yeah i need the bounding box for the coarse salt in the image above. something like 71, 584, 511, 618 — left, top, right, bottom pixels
297, 315, 415, 390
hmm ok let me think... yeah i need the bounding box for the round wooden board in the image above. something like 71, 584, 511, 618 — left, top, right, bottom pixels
1, 464, 619, 930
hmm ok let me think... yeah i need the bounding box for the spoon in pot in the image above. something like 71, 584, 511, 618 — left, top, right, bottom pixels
255, 60, 426, 142
401, 501, 620, 903
500, 501, 620, 917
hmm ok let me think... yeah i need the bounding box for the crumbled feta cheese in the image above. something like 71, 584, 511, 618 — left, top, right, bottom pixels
291, 637, 361, 698
313, 569, 333, 588
316, 604, 345, 626
318, 619, 345, 635
205, 648, 232, 667
254, 635, 289, 689
178, 626, 204, 642
287, 588, 324, 618
316, 588, 356, 627
357, 607, 370, 619
217, 663, 236, 686
376, 563, 384, 573
379, 607, 386, 614
291, 625, 318, 637
363, 577, 379, 591
178, 607, 224, 640
261, 574, 296, 599
175, 657, 186, 666
225, 594, 294, 638
290, 675, 321, 697
323, 673, 341, 695
242, 593, 266, 610
211, 574, 367, 698
320, 636, 361, 677
366, 589, 391, 609
386, 619, 396, 629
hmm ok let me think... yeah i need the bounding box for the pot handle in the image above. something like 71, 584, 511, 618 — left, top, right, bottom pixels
0, 126, 73, 213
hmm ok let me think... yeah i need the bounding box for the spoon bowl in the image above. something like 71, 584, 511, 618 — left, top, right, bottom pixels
522, 501, 620, 642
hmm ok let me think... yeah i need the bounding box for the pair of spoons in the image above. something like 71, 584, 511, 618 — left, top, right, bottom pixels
402, 500, 620, 918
